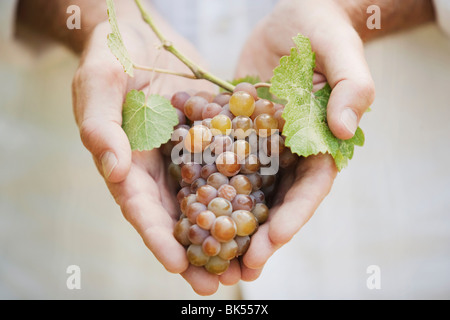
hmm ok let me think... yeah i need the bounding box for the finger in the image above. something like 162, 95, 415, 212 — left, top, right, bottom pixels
181, 265, 220, 296
72, 59, 132, 183
315, 26, 375, 140
240, 261, 263, 282
243, 154, 337, 269
219, 258, 241, 286
108, 160, 189, 274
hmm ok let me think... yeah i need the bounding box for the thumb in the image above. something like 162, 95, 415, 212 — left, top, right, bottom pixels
72, 66, 132, 184
316, 26, 375, 140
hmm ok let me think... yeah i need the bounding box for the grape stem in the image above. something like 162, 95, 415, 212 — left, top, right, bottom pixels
254, 82, 272, 89
133, 64, 197, 79
134, 0, 236, 92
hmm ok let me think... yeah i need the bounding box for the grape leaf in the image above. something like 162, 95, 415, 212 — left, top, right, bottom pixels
106, 0, 134, 76
270, 34, 365, 171
122, 90, 179, 151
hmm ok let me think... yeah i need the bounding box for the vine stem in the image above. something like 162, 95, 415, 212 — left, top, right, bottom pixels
133, 64, 197, 79
134, 0, 236, 92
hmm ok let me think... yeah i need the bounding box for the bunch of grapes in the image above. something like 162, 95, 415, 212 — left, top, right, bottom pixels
163, 83, 299, 275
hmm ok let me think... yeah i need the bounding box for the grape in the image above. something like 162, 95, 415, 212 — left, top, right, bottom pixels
168, 162, 182, 183
218, 239, 238, 260
208, 197, 232, 217
229, 174, 252, 195
209, 135, 233, 155
196, 184, 217, 206
196, 210, 216, 230
232, 116, 253, 140
201, 118, 212, 129
207, 172, 229, 189
210, 114, 232, 135
212, 92, 231, 106
172, 126, 189, 144
263, 134, 285, 156
201, 164, 218, 179
217, 184, 237, 202
175, 108, 187, 126
188, 224, 210, 245
204, 256, 230, 275
240, 154, 261, 174
180, 194, 197, 214
216, 151, 241, 177
181, 162, 202, 184
184, 96, 208, 121
184, 125, 213, 153
210, 216, 237, 242
177, 186, 192, 203
202, 102, 222, 120
195, 90, 214, 102
252, 99, 275, 120
231, 194, 255, 211
229, 91, 255, 117
187, 244, 209, 266
254, 113, 279, 137
202, 236, 221, 256
245, 173, 262, 191
219, 104, 234, 119
234, 82, 258, 100
232, 140, 251, 161
235, 235, 251, 256
252, 203, 269, 224
174, 218, 192, 246
190, 178, 206, 193
250, 190, 265, 204
170, 89, 280, 274
231, 210, 258, 236
171, 91, 190, 111
185, 202, 207, 224
273, 109, 285, 131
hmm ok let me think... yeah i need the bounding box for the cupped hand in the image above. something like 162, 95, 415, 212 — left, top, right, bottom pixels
71, 19, 238, 295
234, 0, 375, 272
236, 0, 375, 140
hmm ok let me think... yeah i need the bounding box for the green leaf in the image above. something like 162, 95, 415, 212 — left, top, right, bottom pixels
106, 0, 134, 76
122, 90, 179, 151
270, 34, 365, 171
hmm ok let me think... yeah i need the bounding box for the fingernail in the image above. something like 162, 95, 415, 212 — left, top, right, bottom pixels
101, 151, 117, 179
340, 108, 358, 135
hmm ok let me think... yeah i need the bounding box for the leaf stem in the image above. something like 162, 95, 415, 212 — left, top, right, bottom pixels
133, 64, 197, 79
134, 0, 235, 92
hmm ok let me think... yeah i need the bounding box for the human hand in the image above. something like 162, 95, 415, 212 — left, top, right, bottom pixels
234, 0, 375, 270
71, 19, 241, 295
236, 0, 375, 140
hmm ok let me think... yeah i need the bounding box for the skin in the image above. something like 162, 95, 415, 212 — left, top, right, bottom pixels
16, 0, 435, 296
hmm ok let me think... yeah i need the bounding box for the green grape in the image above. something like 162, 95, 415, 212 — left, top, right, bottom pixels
187, 244, 210, 266
210, 114, 232, 135
231, 210, 258, 236
204, 256, 230, 275
254, 113, 279, 137
229, 91, 255, 117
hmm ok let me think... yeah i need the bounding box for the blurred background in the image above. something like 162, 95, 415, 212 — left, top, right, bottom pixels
1, 0, 450, 299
